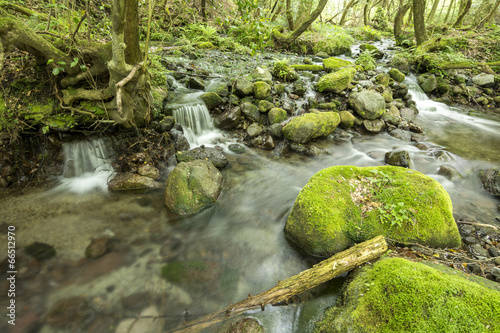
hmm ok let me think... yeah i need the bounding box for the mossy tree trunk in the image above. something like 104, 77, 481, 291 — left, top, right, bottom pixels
413, 0, 428, 45
444, 0, 455, 23
476, 0, 500, 28
0, 1, 150, 128
394, 1, 411, 43
364, 0, 372, 25
453, 0, 472, 28
274, 0, 329, 46
340, 0, 359, 26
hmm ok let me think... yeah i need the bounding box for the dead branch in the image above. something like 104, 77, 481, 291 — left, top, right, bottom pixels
167, 235, 388, 333
456, 221, 499, 231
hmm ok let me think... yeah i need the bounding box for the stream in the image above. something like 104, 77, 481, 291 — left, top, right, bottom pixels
1, 39, 500, 333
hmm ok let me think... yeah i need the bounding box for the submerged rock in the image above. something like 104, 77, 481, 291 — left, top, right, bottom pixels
164, 160, 223, 215
108, 172, 158, 191
214, 107, 241, 130
285, 165, 461, 256
283, 112, 340, 144
85, 237, 109, 259
228, 143, 246, 154
349, 90, 385, 120
385, 149, 411, 168
25, 242, 56, 261
176, 146, 228, 169
315, 258, 500, 333
478, 168, 500, 198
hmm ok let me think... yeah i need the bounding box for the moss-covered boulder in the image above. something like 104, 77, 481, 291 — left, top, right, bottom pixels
316, 68, 356, 93
240, 102, 260, 122
201, 92, 223, 110
290, 64, 324, 72
284, 165, 461, 256
420, 74, 438, 93
323, 57, 355, 73
258, 100, 274, 113
314, 257, 500, 333
359, 43, 384, 59
375, 73, 391, 86
272, 61, 299, 82
197, 42, 215, 49
339, 111, 356, 129
283, 112, 340, 144
234, 78, 253, 97
164, 160, 223, 215
268, 107, 287, 125
253, 81, 271, 100
349, 90, 385, 120
388, 68, 406, 83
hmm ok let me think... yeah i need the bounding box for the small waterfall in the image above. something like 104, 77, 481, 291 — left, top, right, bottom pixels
173, 104, 219, 146
55, 138, 114, 193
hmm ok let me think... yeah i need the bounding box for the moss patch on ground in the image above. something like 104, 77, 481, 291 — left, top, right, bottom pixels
315, 257, 500, 333
285, 166, 461, 256
323, 57, 355, 72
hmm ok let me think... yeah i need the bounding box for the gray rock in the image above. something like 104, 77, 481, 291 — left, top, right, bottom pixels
157, 116, 175, 133
420, 75, 437, 93
240, 102, 260, 122
363, 119, 385, 133
470, 243, 489, 259
246, 123, 263, 138
262, 134, 275, 150
164, 160, 223, 215
478, 168, 500, 198
174, 132, 190, 151
489, 246, 500, 258
85, 238, 109, 259
175, 146, 228, 169
381, 105, 401, 125
234, 78, 253, 97
385, 150, 411, 168
349, 90, 386, 120
214, 107, 241, 130
472, 74, 495, 87
399, 107, 417, 122
438, 165, 461, 180
251, 67, 273, 85
389, 128, 412, 141
187, 77, 205, 90
138, 165, 160, 180
108, 172, 159, 191
268, 123, 284, 138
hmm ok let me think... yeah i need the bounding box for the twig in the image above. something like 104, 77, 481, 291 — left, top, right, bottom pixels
71, 13, 87, 40
456, 221, 499, 230
115, 62, 143, 116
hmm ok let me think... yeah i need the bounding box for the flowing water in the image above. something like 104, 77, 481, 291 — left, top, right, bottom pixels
1, 45, 500, 333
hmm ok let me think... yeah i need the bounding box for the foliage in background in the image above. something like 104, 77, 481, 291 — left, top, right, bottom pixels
348, 25, 382, 41
294, 24, 354, 55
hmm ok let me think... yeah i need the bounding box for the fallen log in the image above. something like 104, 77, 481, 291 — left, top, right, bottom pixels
167, 235, 388, 333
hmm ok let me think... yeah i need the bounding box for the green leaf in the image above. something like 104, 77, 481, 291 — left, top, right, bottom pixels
47, 59, 54, 65
52, 67, 60, 76
73, 16, 80, 24
57, 61, 66, 66
70, 58, 78, 67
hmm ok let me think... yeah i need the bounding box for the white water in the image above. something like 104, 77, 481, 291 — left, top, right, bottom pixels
173, 104, 222, 146
53, 138, 114, 193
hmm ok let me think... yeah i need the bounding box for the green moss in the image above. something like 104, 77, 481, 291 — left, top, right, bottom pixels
348, 26, 382, 41
200, 92, 223, 110
197, 41, 215, 49
315, 258, 500, 333
295, 25, 354, 56
253, 81, 271, 99
316, 68, 356, 93
285, 166, 461, 256
272, 61, 299, 82
290, 64, 324, 72
282, 112, 340, 144
43, 114, 76, 131
355, 51, 377, 71
268, 107, 287, 125
323, 57, 355, 72
317, 101, 340, 111
388, 68, 406, 83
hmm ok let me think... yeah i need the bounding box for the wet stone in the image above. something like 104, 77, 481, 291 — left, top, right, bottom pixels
462, 236, 477, 246
228, 144, 246, 154
385, 150, 411, 168
389, 128, 412, 141
85, 238, 110, 259
138, 165, 160, 180
438, 165, 461, 180
46, 296, 92, 329
470, 243, 489, 259
176, 146, 228, 169
25, 242, 56, 261
489, 246, 500, 257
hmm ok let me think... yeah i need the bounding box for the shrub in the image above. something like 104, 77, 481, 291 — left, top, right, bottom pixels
348, 26, 382, 41
356, 51, 377, 71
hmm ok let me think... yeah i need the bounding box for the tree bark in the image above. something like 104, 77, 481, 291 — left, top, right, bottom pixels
394, 2, 411, 42
453, 0, 472, 28
427, 0, 440, 22
413, 0, 428, 45
476, 0, 500, 28
167, 235, 388, 333
340, 0, 359, 26
364, 0, 372, 25
275, 0, 329, 45
286, 0, 294, 30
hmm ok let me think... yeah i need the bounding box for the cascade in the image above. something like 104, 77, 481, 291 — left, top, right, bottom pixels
56, 138, 114, 193
173, 104, 219, 146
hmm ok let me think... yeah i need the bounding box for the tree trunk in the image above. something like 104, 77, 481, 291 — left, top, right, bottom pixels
167, 236, 388, 333
286, 0, 294, 30
445, 0, 455, 22
453, 0, 472, 27
340, 0, 359, 25
201, 0, 207, 21
427, 0, 440, 22
275, 0, 329, 45
394, 2, 411, 42
124, 0, 141, 64
413, 0, 428, 45
476, 0, 500, 28
364, 0, 372, 25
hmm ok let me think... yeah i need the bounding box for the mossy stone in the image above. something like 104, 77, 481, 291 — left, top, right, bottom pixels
339, 111, 356, 129
285, 165, 461, 256
323, 57, 355, 72
283, 112, 340, 144
316, 68, 356, 93
290, 64, 324, 72
253, 81, 271, 100
315, 257, 500, 333
274, 83, 286, 95
258, 100, 274, 113
200, 92, 223, 110
359, 43, 384, 59
272, 62, 299, 82
437, 82, 450, 95
376, 73, 391, 86
197, 42, 215, 49
268, 107, 287, 125
388, 68, 406, 83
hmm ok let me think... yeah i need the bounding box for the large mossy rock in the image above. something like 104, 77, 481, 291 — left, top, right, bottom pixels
323, 57, 355, 72
349, 90, 385, 120
282, 112, 340, 144
164, 160, 223, 215
285, 165, 461, 256
359, 43, 384, 59
314, 257, 500, 333
200, 92, 223, 110
316, 68, 356, 93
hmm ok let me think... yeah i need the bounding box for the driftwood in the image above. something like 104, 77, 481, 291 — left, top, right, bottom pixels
456, 221, 500, 231
167, 235, 388, 333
